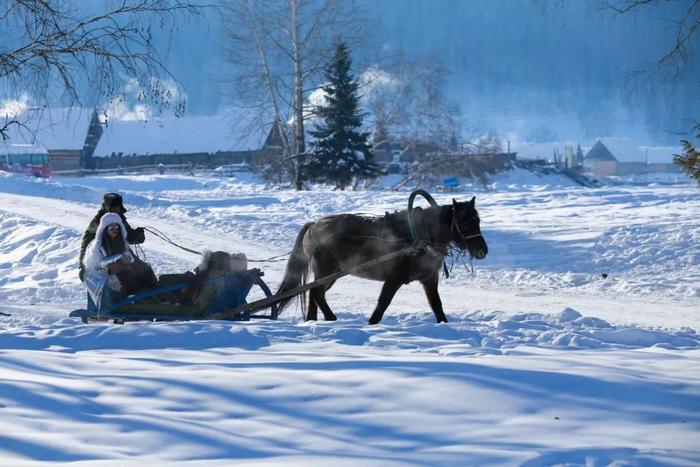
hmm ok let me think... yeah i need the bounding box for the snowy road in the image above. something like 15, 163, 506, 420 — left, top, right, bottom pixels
0, 190, 275, 260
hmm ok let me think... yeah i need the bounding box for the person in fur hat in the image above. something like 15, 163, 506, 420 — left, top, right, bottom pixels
79, 193, 145, 281
83, 213, 157, 309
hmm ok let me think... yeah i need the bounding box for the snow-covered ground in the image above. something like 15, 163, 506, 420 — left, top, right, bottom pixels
1, 170, 699, 465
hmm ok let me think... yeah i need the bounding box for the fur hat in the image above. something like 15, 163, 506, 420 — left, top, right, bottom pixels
95, 213, 131, 261
102, 193, 126, 213
98, 212, 127, 240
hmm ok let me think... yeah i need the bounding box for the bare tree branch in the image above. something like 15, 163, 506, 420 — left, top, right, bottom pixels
363, 53, 463, 156
595, 0, 700, 79
1, 0, 205, 140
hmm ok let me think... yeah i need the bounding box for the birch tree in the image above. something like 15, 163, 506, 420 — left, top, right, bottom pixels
221, 0, 371, 189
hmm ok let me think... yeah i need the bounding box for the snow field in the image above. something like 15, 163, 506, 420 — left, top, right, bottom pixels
0, 171, 699, 465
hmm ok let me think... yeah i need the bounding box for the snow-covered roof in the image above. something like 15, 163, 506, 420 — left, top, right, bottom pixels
93, 114, 267, 157
1, 143, 48, 155
514, 141, 581, 160
596, 137, 644, 163
640, 146, 682, 164
2, 108, 92, 150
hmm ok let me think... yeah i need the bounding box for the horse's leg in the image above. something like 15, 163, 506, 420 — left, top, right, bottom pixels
310, 279, 337, 321
305, 256, 322, 321
307, 253, 338, 321
306, 295, 318, 321
368, 280, 402, 325
421, 273, 448, 323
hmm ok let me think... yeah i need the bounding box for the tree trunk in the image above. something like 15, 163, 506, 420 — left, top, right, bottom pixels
291, 0, 306, 190
248, 1, 291, 161
245, 0, 294, 182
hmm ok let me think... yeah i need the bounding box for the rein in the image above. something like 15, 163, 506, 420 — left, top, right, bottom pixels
143, 226, 292, 263
144, 227, 202, 255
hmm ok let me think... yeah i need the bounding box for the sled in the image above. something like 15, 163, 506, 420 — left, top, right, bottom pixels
70, 268, 278, 324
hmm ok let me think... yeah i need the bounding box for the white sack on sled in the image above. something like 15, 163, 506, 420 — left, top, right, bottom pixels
198, 250, 248, 272
230, 253, 248, 272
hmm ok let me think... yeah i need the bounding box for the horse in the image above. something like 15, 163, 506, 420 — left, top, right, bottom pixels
275, 197, 488, 324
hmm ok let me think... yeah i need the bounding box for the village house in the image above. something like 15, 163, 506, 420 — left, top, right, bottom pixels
518, 138, 681, 177
1, 108, 96, 174
2, 109, 282, 175
584, 138, 647, 176
87, 112, 280, 171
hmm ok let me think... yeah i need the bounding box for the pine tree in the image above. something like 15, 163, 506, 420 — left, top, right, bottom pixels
674, 125, 700, 187
304, 42, 381, 190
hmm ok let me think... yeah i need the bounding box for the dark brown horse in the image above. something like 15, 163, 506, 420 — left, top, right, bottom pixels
276, 197, 488, 324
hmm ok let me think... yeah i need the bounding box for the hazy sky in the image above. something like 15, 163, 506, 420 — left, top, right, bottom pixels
68, 1, 700, 145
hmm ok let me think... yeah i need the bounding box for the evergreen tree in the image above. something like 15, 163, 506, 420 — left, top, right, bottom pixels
305, 42, 381, 190
674, 125, 700, 187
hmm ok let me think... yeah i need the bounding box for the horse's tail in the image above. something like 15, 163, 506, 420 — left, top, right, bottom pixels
275, 222, 313, 314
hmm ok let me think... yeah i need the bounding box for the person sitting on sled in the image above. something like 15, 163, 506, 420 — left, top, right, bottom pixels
82, 213, 158, 309
79, 193, 146, 282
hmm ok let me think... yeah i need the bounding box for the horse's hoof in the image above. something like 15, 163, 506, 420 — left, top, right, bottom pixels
368, 319, 380, 325
325, 316, 337, 321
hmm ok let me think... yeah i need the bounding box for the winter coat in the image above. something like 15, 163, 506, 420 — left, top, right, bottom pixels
83, 213, 136, 310
79, 209, 144, 278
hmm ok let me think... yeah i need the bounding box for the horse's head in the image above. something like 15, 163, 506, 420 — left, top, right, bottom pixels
451, 197, 488, 259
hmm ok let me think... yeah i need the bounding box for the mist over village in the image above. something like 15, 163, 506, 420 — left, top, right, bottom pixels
1, 1, 699, 465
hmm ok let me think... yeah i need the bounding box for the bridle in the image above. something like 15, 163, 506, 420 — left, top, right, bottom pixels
405, 190, 485, 258
450, 205, 484, 250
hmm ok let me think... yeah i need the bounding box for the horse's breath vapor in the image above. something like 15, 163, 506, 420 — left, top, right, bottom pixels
275, 198, 488, 324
